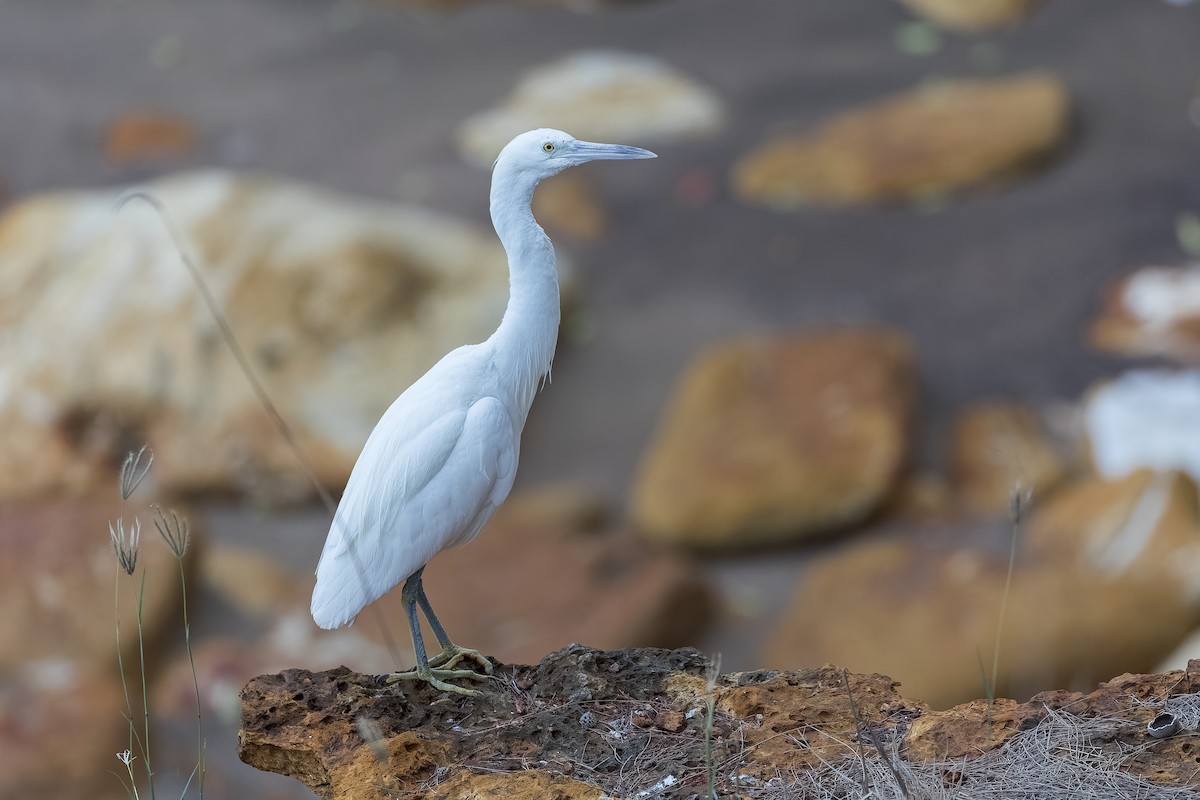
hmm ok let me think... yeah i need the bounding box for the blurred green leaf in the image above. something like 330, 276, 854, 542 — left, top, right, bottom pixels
894, 22, 943, 57
1177, 212, 1200, 257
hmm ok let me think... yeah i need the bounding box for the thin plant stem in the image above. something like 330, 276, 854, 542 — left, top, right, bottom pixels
116, 571, 136, 760
177, 556, 205, 799
137, 570, 156, 800
988, 490, 1025, 721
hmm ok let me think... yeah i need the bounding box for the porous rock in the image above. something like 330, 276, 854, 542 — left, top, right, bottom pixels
238, 645, 1200, 798
898, 0, 1041, 32
456, 50, 723, 167
1089, 264, 1200, 362
766, 471, 1200, 709
732, 73, 1068, 208
948, 401, 1070, 515
0, 170, 570, 501
630, 328, 915, 549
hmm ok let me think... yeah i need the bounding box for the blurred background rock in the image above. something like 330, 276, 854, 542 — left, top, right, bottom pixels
2, 0, 1200, 797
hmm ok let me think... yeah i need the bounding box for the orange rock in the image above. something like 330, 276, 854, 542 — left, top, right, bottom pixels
630, 328, 915, 549
104, 110, 198, 164
533, 173, 608, 242
732, 74, 1068, 208
948, 401, 1070, 515
766, 472, 1200, 709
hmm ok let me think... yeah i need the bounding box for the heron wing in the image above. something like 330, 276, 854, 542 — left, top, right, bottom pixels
310, 392, 517, 629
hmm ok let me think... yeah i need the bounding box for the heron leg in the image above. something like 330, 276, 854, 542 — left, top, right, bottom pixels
385, 568, 487, 696
416, 579, 493, 675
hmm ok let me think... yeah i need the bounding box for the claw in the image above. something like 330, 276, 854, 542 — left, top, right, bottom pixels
386, 666, 489, 696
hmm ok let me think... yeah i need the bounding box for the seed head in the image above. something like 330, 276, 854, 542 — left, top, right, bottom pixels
152, 504, 190, 559
109, 517, 141, 576
119, 445, 154, 502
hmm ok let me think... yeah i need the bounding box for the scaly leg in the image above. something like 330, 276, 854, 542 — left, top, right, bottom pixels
417, 579, 493, 674
385, 568, 487, 696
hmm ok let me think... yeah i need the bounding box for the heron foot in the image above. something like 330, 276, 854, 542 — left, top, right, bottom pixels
385, 666, 489, 696
428, 644, 494, 674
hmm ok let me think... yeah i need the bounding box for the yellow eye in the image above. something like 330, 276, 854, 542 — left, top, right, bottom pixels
542, 142, 555, 153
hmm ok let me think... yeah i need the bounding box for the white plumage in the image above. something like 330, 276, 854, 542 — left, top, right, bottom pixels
310, 129, 655, 693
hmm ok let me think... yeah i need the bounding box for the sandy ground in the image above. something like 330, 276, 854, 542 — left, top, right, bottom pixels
4, 0, 1200, 796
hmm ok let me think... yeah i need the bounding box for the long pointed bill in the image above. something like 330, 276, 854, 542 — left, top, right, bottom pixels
570, 141, 658, 163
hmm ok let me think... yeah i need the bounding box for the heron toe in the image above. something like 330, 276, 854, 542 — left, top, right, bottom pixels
385, 666, 489, 696
428, 644, 494, 674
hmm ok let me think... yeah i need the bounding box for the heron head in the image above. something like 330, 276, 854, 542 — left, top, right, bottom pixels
496, 128, 657, 179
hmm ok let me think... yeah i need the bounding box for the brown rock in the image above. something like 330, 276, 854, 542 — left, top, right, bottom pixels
949, 401, 1069, 515
239, 646, 1200, 798
104, 110, 198, 164
202, 541, 305, 618
732, 73, 1068, 208
364, 485, 714, 664
0, 171, 574, 501
0, 664, 128, 800
0, 494, 191, 671
533, 173, 608, 242
766, 472, 1200, 709
630, 328, 915, 549
899, 0, 1041, 32
1088, 264, 1200, 362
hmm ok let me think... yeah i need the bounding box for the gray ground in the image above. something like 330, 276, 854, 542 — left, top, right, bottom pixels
4, 0, 1200, 796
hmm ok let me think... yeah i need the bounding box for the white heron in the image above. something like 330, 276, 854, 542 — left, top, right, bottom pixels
310, 129, 656, 694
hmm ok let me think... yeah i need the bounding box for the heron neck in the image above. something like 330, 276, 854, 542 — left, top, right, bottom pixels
489, 173, 561, 413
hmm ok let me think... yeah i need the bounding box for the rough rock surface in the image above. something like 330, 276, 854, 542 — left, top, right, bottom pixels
630, 328, 915, 549
1089, 264, 1200, 362
456, 50, 723, 167
238, 645, 1200, 799
766, 470, 1200, 709
949, 401, 1070, 515
898, 0, 1041, 32
732, 73, 1068, 208
0, 170, 570, 501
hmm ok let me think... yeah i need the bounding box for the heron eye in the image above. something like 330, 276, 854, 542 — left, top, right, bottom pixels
542, 142, 555, 153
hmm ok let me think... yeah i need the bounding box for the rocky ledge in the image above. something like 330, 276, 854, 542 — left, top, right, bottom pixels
239, 646, 1200, 799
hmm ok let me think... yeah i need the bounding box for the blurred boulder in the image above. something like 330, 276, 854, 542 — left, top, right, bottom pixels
765, 470, 1200, 709
949, 401, 1070, 515
104, 109, 199, 165
0, 170, 571, 501
456, 50, 723, 167
898, 0, 1041, 32
630, 328, 916, 549
732, 73, 1068, 208
532, 173, 609, 242
1084, 369, 1200, 483
0, 663, 128, 800
1088, 264, 1200, 362
0, 494, 196, 799
0, 494, 190, 671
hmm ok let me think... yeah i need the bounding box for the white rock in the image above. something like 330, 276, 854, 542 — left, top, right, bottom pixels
1085, 369, 1200, 482
457, 51, 724, 167
0, 170, 571, 500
